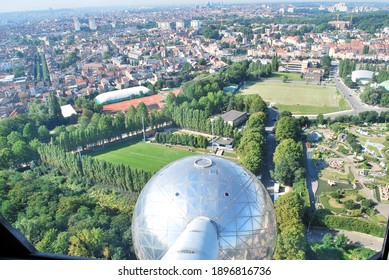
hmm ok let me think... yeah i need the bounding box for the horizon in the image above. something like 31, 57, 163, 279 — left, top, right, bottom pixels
0, 0, 388, 14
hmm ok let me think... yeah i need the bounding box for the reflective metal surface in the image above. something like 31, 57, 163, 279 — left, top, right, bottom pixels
132, 155, 277, 260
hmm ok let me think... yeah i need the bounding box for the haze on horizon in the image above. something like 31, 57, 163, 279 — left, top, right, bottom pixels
0, 0, 386, 13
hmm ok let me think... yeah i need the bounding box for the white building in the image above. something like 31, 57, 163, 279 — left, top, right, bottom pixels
176, 21, 185, 30
74, 19, 81, 31
60, 104, 77, 118
190, 20, 202, 30
157, 22, 171, 30
89, 18, 97, 30
334, 3, 348, 12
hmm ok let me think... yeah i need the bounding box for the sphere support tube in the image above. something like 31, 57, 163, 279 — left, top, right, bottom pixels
161, 216, 219, 260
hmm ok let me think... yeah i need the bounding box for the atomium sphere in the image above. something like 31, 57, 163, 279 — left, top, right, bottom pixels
131, 155, 277, 260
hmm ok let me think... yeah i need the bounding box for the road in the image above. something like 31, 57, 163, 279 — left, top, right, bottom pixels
262, 108, 278, 196
303, 145, 319, 212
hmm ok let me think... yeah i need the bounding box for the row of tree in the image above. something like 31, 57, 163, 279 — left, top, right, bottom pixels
272, 113, 305, 188
339, 59, 357, 87
273, 180, 309, 259
153, 132, 208, 149
39, 144, 151, 193
55, 105, 167, 152
324, 110, 389, 126
237, 112, 267, 174
169, 105, 234, 137
272, 138, 305, 186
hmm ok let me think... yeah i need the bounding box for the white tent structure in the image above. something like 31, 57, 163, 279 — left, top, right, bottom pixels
95, 86, 150, 104
60, 104, 77, 118
351, 70, 374, 84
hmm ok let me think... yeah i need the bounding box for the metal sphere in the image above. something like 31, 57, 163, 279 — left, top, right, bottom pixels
132, 155, 277, 260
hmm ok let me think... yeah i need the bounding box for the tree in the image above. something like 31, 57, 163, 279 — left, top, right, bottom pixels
48, 93, 63, 128
344, 199, 356, 210
199, 58, 206, 65
320, 55, 332, 77
271, 54, 279, 71
23, 123, 36, 140
275, 116, 300, 142
245, 112, 266, 131
273, 139, 303, 167
0, 148, 13, 168
316, 113, 324, 125
248, 95, 267, 113
360, 86, 388, 107
103, 51, 112, 60
334, 234, 348, 249
273, 230, 306, 260
362, 45, 370, 55
68, 227, 107, 258
12, 140, 33, 164
321, 233, 333, 248
237, 128, 266, 174
37, 125, 50, 143
273, 189, 306, 260
272, 156, 305, 186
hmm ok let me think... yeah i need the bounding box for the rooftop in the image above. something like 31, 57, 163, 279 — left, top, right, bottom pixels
221, 110, 246, 122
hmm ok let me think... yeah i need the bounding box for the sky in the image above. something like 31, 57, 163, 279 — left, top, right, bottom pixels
0, 0, 386, 13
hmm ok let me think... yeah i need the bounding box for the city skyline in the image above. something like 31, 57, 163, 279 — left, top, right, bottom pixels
0, 0, 387, 13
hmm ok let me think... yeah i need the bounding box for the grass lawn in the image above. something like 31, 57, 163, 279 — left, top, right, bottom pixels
268, 72, 304, 81
90, 139, 197, 173
223, 151, 239, 159
241, 81, 349, 114
317, 178, 353, 196
319, 195, 347, 214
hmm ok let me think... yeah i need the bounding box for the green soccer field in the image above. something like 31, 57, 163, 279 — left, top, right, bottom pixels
90, 139, 197, 173
241, 81, 349, 114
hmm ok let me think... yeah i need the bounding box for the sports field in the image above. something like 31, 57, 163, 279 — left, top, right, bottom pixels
241, 81, 349, 114
90, 139, 197, 173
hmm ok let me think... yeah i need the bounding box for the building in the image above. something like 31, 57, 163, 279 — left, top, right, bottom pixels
190, 20, 201, 30
281, 60, 308, 73
89, 18, 97, 31
176, 21, 185, 30
74, 19, 81, 31
212, 136, 234, 148
351, 70, 374, 84
157, 22, 171, 30
287, 7, 294, 13
329, 20, 351, 31
304, 69, 323, 83
220, 110, 247, 127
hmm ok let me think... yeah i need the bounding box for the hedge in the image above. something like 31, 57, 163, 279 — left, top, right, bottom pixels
317, 215, 385, 238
